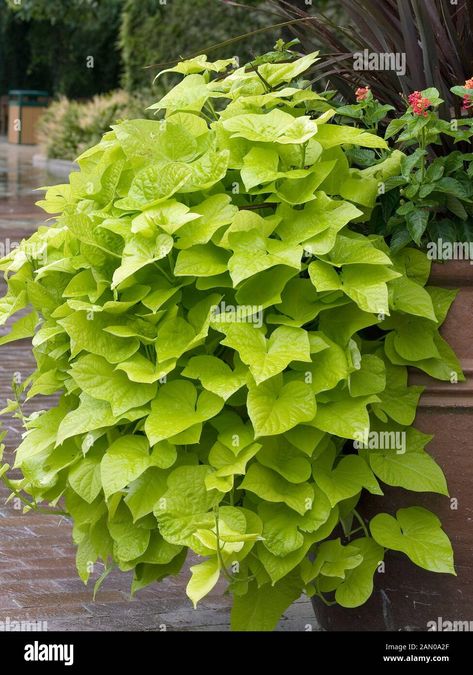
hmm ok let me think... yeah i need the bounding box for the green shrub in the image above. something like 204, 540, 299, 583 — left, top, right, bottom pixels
120, 0, 279, 90
330, 86, 473, 249
0, 51, 460, 631
37, 90, 157, 160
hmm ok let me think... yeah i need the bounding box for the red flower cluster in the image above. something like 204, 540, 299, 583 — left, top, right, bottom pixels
462, 78, 473, 111
408, 91, 432, 117
355, 86, 370, 102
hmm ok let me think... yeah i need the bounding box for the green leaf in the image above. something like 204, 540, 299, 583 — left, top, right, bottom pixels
228, 229, 301, 286
273, 162, 337, 205
176, 194, 237, 248
69, 354, 156, 417
222, 109, 317, 145
124, 467, 168, 522
370, 507, 455, 574
58, 312, 140, 364
258, 503, 304, 556
258, 53, 319, 86
56, 395, 120, 446
341, 265, 400, 314
349, 355, 386, 397
385, 329, 464, 382
389, 319, 440, 362
137, 531, 182, 566
217, 323, 311, 384
0, 311, 38, 346
154, 465, 221, 546
247, 375, 316, 437
313, 455, 382, 507
371, 365, 423, 426
311, 539, 363, 579
405, 210, 429, 245
257, 437, 312, 484
308, 260, 342, 292
182, 355, 248, 400
321, 234, 392, 267
277, 195, 361, 246
144, 380, 224, 445
116, 353, 175, 384
174, 244, 230, 277
109, 504, 150, 562
186, 558, 220, 608
131, 551, 187, 595
389, 277, 437, 321
68, 456, 102, 504
312, 395, 378, 440
335, 538, 385, 608
367, 427, 448, 495
101, 435, 150, 499
297, 339, 348, 395
230, 572, 302, 631
206, 441, 260, 492
315, 124, 388, 149
112, 232, 173, 287
149, 74, 212, 113
256, 530, 322, 584
131, 200, 199, 236
309, 262, 400, 315
240, 463, 313, 515
241, 147, 279, 190
117, 162, 192, 210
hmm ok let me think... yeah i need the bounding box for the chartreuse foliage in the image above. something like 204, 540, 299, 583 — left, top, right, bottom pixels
0, 51, 459, 631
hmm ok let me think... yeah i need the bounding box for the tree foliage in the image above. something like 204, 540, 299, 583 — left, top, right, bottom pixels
119, 0, 280, 90
0, 0, 123, 97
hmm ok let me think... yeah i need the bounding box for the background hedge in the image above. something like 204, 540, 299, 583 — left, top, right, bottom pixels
119, 0, 280, 91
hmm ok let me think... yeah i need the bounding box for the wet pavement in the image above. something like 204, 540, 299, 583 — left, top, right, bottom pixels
0, 138, 315, 631
0, 140, 56, 237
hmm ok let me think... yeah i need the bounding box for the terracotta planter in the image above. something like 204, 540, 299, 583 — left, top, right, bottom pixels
312, 260, 473, 631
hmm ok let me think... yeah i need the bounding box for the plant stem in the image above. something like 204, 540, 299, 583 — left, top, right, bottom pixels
154, 262, 173, 283
346, 525, 365, 539
314, 591, 337, 607
214, 507, 235, 582
0, 475, 68, 516
419, 127, 427, 182
248, 62, 272, 92
239, 203, 276, 211
352, 508, 370, 538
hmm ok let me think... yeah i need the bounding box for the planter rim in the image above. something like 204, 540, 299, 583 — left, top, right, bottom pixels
429, 259, 473, 286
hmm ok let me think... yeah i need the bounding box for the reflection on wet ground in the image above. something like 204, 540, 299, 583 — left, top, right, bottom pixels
0, 138, 57, 238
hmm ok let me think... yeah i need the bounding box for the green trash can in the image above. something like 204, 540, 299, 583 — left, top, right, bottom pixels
8, 90, 49, 145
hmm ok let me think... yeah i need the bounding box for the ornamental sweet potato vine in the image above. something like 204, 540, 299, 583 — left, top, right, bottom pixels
0, 52, 461, 631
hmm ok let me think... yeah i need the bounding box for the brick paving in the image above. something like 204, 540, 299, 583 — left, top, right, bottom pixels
0, 140, 316, 631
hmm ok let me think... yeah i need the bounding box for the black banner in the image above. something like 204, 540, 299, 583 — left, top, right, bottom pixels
0, 630, 469, 668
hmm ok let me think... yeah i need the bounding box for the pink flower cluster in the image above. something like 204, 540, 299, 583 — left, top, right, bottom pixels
355, 86, 370, 102
408, 91, 432, 117
462, 78, 473, 111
